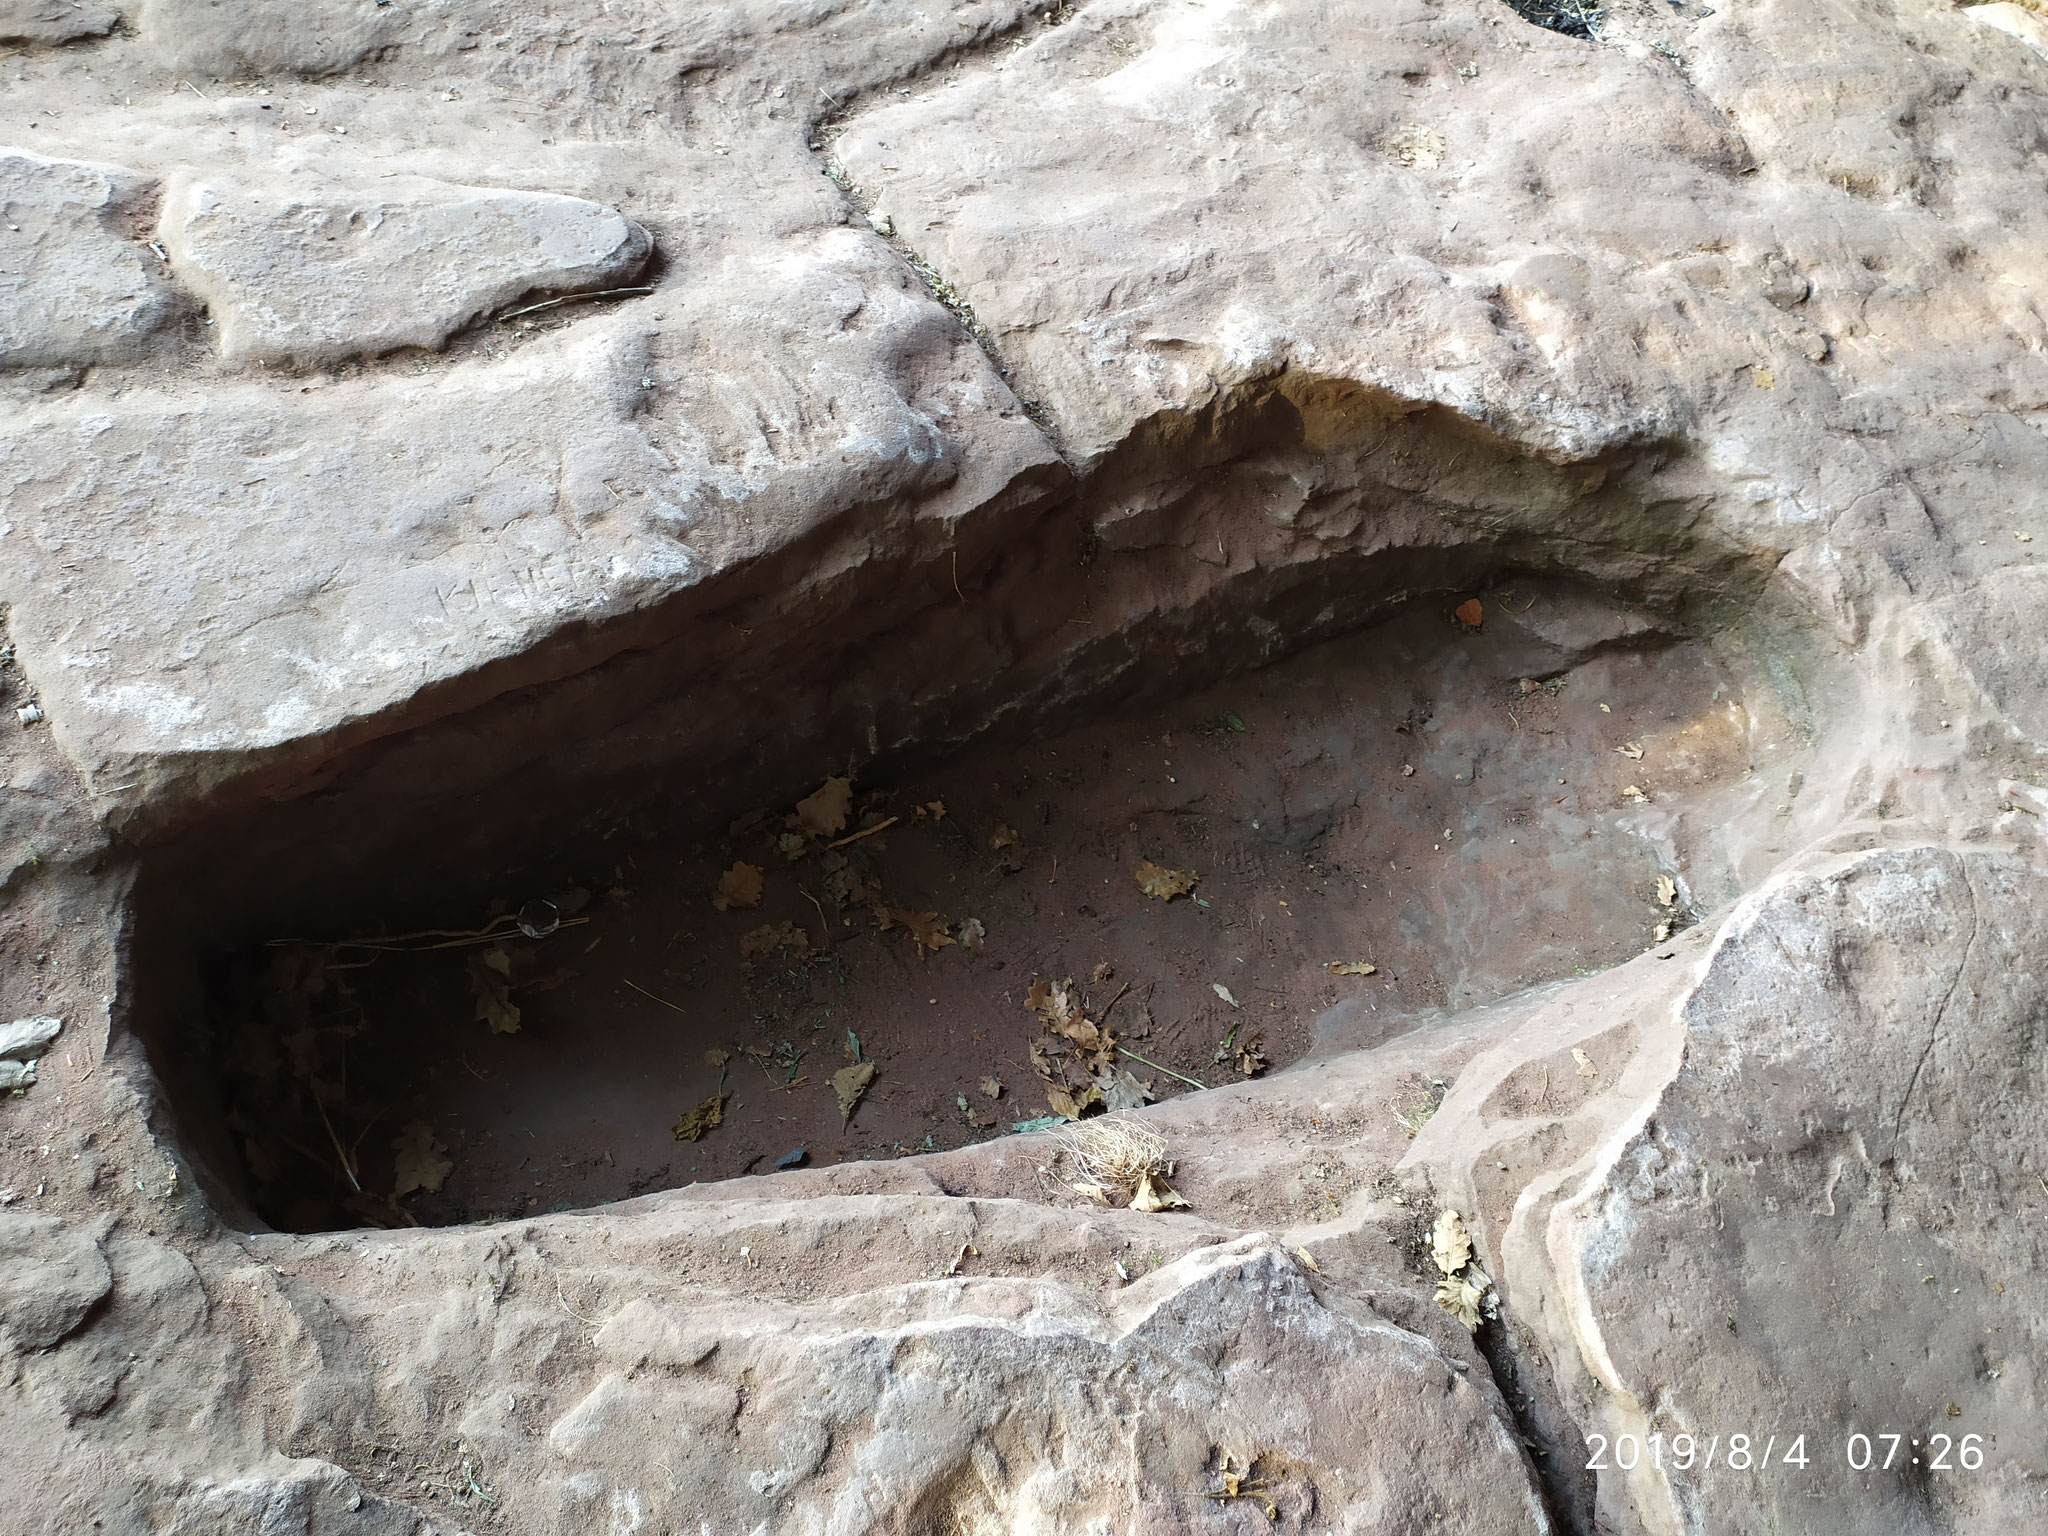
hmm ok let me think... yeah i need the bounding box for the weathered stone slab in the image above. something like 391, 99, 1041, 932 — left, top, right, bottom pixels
0, 0, 120, 43
159, 168, 653, 366
0, 150, 178, 368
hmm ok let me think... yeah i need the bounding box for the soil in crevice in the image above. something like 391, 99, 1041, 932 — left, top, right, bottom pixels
205, 586, 1765, 1232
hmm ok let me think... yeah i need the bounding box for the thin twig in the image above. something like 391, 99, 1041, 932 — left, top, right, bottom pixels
624, 978, 687, 1014
553, 1272, 603, 1327
951, 550, 965, 605
499, 285, 656, 321
311, 1095, 362, 1193
1096, 979, 1133, 1023
799, 886, 831, 945
825, 815, 898, 849
1117, 1048, 1207, 1091
270, 917, 520, 947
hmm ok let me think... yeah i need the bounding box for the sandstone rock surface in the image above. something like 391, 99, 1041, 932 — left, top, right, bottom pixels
159, 169, 655, 366
0, 150, 177, 367
1, 0, 2046, 1532
0, 0, 119, 44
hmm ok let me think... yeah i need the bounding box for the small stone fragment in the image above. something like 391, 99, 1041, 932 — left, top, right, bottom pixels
0, 1015, 61, 1063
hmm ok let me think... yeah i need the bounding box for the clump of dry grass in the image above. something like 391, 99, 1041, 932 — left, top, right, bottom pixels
1059, 1120, 1190, 1211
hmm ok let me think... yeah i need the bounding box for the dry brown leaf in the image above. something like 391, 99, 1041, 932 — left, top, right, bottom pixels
1623, 785, 1648, 803
893, 909, 955, 955
1212, 982, 1239, 1007
1653, 920, 1672, 943
1070, 1180, 1114, 1205
704, 1048, 732, 1068
978, 1075, 1003, 1100
957, 916, 987, 953
1293, 1245, 1321, 1273
776, 831, 807, 862
467, 950, 521, 1034
1135, 859, 1199, 900
1616, 741, 1645, 761
915, 799, 946, 820
1572, 1046, 1597, 1078
1130, 1169, 1191, 1212
1046, 1081, 1102, 1120
990, 823, 1020, 850
1435, 1273, 1487, 1331
1095, 1066, 1154, 1111
1325, 960, 1378, 976
1432, 1208, 1473, 1275
1656, 874, 1678, 908
795, 777, 852, 838
391, 1119, 453, 1198
672, 1092, 728, 1141
1454, 597, 1484, 627
739, 920, 812, 967
1051, 1014, 1104, 1052
1089, 961, 1115, 985
831, 1061, 877, 1123
712, 861, 764, 911
1232, 1032, 1268, 1078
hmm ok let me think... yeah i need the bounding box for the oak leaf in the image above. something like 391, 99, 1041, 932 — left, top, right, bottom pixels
391, 1119, 453, 1198
1135, 859, 1198, 900
713, 861, 764, 911
1454, 597, 1484, 627
467, 949, 521, 1034
1432, 1209, 1473, 1275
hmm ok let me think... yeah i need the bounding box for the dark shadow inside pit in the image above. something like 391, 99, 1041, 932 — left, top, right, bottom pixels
160, 584, 1753, 1232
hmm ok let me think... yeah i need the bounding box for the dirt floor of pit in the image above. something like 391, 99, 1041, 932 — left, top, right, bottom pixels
210, 588, 1770, 1231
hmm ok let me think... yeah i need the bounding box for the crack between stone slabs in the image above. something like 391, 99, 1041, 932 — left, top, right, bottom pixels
1885, 854, 1979, 1167
806, 1, 1082, 138
815, 151, 1072, 468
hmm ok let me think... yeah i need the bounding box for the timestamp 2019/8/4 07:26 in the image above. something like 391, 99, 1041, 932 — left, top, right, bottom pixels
1585, 1431, 1988, 1473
